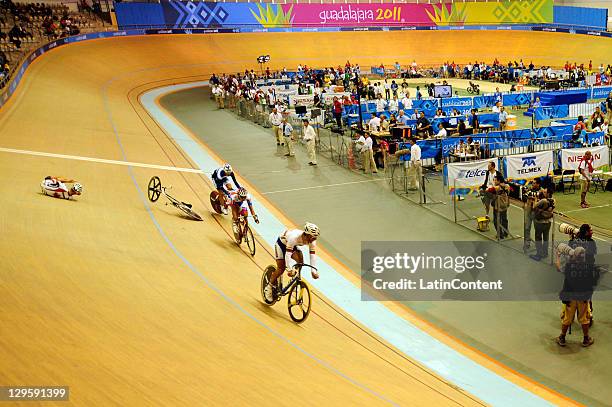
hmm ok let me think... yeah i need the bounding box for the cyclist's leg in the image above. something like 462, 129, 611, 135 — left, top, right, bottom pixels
231, 203, 241, 234
271, 239, 286, 285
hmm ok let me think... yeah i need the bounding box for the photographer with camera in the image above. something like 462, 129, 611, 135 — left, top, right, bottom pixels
554, 244, 597, 347
487, 174, 510, 239
522, 178, 541, 252
530, 187, 554, 261
480, 162, 503, 218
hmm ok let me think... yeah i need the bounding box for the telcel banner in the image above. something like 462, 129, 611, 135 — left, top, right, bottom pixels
505, 151, 553, 182
446, 158, 497, 195
559, 145, 610, 170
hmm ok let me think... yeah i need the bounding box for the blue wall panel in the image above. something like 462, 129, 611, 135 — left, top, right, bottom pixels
115, 2, 165, 28
553, 6, 607, 30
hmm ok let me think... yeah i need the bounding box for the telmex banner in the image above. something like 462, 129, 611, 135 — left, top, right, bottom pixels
505, 151, 553, 182
446, 158, 497, 195
162, 0, 553, 28
559, 145, 610, 170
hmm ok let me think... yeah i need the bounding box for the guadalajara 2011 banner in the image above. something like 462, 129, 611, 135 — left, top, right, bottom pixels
162, 0, 553, 28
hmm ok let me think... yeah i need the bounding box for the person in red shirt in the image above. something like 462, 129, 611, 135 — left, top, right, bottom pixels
332, 96, 343, 128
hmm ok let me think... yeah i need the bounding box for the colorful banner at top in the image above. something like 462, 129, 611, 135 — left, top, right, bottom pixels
162, 0, 553, 29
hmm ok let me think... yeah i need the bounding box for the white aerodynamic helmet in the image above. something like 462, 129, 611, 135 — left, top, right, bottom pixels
223, 163, 233, 174
303, 222, 320, 237
72, 183, 83, 193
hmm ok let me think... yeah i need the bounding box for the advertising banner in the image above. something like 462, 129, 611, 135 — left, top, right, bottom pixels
504, 151, 553, 182
559, 145, 609, 170
446, 158, 497, 195
160, 0, 553, 29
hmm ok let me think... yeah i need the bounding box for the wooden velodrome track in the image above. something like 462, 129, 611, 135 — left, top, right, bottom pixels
1, 30, 608, 405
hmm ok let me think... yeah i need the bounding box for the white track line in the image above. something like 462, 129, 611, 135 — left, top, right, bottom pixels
0, 147, 203, 173
562, 203, 612, 214
262, 178, 389, 195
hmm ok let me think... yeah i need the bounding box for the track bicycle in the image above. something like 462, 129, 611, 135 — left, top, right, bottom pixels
261, 262, 315, 323
233, 215, 257, 256
147, 176, 203, 221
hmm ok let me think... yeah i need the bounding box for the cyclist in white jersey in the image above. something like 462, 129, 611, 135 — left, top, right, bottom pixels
229, 187, 259, 235
41, 176, 83, 199
264, 223, 320, 300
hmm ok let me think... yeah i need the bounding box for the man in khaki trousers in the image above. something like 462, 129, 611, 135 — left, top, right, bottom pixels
302, 119, 317, 166
362, 133, 378, 174
408, 138, 421, 190
282, 117, 295, 157
269, 107, 284, 145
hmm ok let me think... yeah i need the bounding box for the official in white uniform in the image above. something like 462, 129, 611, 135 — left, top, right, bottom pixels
302, 119, 317, 166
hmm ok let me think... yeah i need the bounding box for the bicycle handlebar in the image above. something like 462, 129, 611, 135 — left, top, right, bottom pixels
294, 263, 317, 272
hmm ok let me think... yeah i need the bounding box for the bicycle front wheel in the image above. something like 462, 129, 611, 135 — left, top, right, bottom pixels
287, 280, 312, 323
244, 225, 256, 256
148, 176, 162, 202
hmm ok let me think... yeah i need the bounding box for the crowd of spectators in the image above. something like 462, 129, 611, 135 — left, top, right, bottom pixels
0, 0, 103, 88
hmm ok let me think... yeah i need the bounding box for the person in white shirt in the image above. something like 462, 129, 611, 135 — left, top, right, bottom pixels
435, 123, 447, 138
408, 138, 421, 190
375, 94, 387, 113
492, 101, 501, 113
400, 94, 412, 111
362, 133, 378, 174
368, 113, 381, 132
388, 96, 399, 113
498, 106, 508, 130
264, 223, 320, 301
269, 107, 284, 146
302, 119, 317, 166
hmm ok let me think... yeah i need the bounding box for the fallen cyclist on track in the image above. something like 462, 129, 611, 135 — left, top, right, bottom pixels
41, 176, 83, 199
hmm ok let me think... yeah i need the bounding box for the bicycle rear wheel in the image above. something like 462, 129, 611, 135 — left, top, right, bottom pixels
261, 265, 278, 305
244, 225, 256, 256
209, 190, 222, 214
148, 176, 162, 202
177, 203, 203, 221
287, 280, 312, 323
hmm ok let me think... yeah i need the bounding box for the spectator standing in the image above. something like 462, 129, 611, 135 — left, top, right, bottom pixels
281, 117, 295, 157
489, 174, 509, 239
388, 95, 399, 113
590, 106, 605, 131
578, 150, 594, 208
401, 93, 412, 111
480, 161, 502, 217
332, 96, 343, 128
606, 91, 612, 124
362, 133, 378, 174
407, 138, 421, 190
499, 106, 508, 131
522, 178, 541, 251
302, 119, 317, 166
531, 187, 555, 261
269, 107, 284, 146
555, 246, 595, 347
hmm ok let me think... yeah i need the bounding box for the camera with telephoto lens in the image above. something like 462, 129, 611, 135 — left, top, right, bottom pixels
559, 223, 579, 237
521, 186, 540, 202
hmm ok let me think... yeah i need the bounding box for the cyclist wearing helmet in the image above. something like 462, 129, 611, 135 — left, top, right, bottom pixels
211, 163, 241, 215
230, 187, 259, 235
264, 222, 320, 301
41, 176, 82, 199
